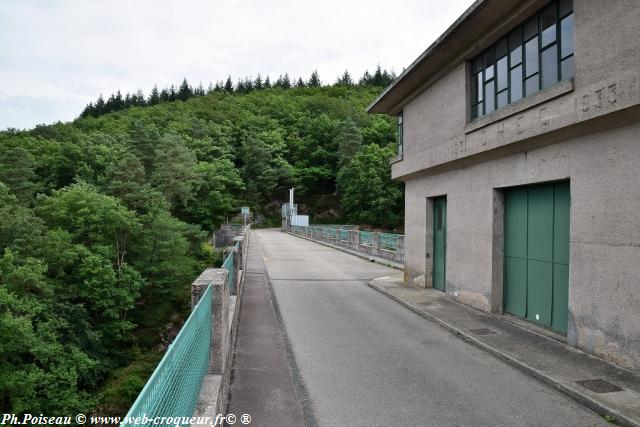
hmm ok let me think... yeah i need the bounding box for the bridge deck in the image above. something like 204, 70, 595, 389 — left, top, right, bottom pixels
227, 229, 604, 426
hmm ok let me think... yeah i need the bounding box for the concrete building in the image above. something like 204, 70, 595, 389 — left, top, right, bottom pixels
368, 0, 640, 371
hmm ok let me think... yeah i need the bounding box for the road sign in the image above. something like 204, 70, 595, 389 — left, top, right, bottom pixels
241, 207, 249, 214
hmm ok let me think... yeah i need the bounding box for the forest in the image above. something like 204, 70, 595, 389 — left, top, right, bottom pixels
0, 67, 403, 415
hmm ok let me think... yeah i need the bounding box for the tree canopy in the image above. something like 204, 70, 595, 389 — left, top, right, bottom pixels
0, 69, 403, 416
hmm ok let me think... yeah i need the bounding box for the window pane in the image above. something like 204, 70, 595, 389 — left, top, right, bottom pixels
477, 73, 483, 101
509, 29, 523, 65
472, 56, 483, 74
525, 74, 539, 96
485, 81, 495, 114
542, 45, 559, 88
525, 37, 539, 76
541, 4, 557, 47
497, 57, 508, 91
560, 14, 574, 58
471, 102, 483, 119
561, 56, 575, 80
484, 48, 495, 79
496, 37, 507, 58
524, 16, 538, 40
497, 90, 509, 108
485, 64, 494, 81
510, 65, 523, 102
559, 0, 573, 17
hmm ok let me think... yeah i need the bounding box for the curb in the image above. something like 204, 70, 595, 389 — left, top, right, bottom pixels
286, 232, 403, 271
368, 279, 637, 427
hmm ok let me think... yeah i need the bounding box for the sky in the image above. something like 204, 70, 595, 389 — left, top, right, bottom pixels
0, 0, 474, 130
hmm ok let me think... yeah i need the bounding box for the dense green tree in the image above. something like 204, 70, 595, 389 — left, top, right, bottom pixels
151, 133, 198, 209
183, 159, 244, 230
0, 77, 403, 416
337, 144, 403, 227
224, 76, 234, 92
148, 86, 160, 105
194, 82, 206, 96
335, 118, 362, 167
178, 78, 193, 101
0, 145, 39, 204
254, 74, 263, 89
308, 70, 321, 87
336, 70, 354, 86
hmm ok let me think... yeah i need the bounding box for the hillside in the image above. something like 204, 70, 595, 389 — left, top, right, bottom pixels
0, 80, 403, 415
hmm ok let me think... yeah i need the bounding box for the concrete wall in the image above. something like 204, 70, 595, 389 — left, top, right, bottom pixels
394, 0, 640, 371
404, 123, 640, 370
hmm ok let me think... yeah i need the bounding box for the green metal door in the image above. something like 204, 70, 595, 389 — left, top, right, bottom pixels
504, 181, 570, 333
433, 197, 447, 291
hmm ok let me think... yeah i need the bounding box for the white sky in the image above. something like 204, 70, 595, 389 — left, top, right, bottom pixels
0, 0, 474, 130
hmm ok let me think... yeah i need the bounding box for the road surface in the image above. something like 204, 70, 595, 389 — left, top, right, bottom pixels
229, 229, 604, 427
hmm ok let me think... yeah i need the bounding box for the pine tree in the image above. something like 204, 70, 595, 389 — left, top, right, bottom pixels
336, 70, 354, 86
359, 70, 373, 86
381, 69, 394, 86
214, 81, 224, 92
282, 73, 291, 89
264, 75, 271, 88
80, 102, 95, 118
168, 85, 177, 101
124, 92, 132, 108
244, 78, 254, 92
113, 91, 125, 110
308, 70, 321, 87
295, 77, 305, 88
254, 74, 263, 90
335, 118, 363, 167
195, 82, 205, 96
224, 76, 234, 92
178, 78, 193, 101
105, 93, 116, 113
236, 79, 246, 93
159, 88, 170, 102
134, 89, 146, 106
95, 94, 106, 115
207, 82, 215, 94
372, 65, 384, 86
148, 85, 160, 105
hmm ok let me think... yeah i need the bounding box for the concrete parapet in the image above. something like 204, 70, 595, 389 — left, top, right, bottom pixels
192, 226, 251, 420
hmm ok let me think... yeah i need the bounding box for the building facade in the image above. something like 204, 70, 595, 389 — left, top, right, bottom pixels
369, 0, 640, 371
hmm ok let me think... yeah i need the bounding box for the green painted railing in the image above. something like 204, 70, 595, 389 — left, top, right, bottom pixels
359, 231, 373, 246
121, 285, 212, 426
291, 225, 403, 251
222, 248, 235, 291
379, 233, 399, 251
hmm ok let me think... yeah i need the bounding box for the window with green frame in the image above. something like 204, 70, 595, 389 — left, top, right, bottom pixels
470, 0, 574, 119
397, 111, 403, 156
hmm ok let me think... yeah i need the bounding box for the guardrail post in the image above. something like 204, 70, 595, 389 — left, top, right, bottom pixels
372, 233, 381, 257
349, 229, 359, 250
191, 268, 229, 375
396, 235, 405, 263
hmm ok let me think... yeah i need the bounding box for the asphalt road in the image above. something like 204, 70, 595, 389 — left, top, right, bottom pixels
255, 229, 605, 427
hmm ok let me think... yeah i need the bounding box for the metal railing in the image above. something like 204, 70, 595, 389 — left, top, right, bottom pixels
379, 233, 400, 251
289, 225, 404, 263
359, 231, 373, 246
121, 285, 212, 426
222, 246, 235, 291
